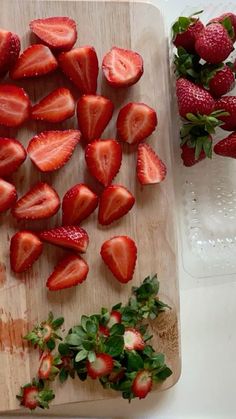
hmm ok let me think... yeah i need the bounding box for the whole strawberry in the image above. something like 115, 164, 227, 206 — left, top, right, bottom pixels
214, 96, 236, 131
214, 132, 236, 158
176, 78, 215, 118
195, 23, 233, 63
201, 64, 235, 98
181, 143, 207, 166
172, 15, 204, 53
209, 13, 236, 42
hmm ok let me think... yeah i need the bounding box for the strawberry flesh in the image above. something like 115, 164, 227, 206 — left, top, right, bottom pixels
108, 310, 122, 328
98, 184, 135, 225
214, 132, 236, 158
0, 29, 20, 76
38, 353, 53, 380
46, 254, 89, 291
137, 143, 167, 185
124, 328, 145, 351
62, 183, 98, 225
132, 370, 152, 399
39, 226, 89, 253
0, 84, 30, 127
30, 17, 77, 51
10, 230, 43, 273
21, 386, 39, 410
0, 178, 17, 213
31, 87, 75, 123
87, 353, 114, 379
0, 138, 26, 177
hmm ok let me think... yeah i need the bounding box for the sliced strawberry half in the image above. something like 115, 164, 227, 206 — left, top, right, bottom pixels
77, 95, 114, 143
27, 130, 80, 173
30, 17, 77, 51
0, 84, 30, 127
10, 44, 58, 80
117, 102, 157, 145
85, 139, 122, 187
86, 353, 114, 379
12, 182, 60, 220
31, 88, 75, 123
39, 226, 89, 253
0, 138, 26, 178
58, 46, 99, 94
0, 178, 17, 213
38, 352, 53, 380
0, 29, 20, 76
132, 370, 152, 399
107, 310, 122, 328
124, 328, 145, 351
137, 143, 167, 185
102, 47, 143, 88
10, 230, 43, 273
62, 183, 98, 225
46, 254, 89, 291
98, 184, 135, 225
100, 236, 137, 283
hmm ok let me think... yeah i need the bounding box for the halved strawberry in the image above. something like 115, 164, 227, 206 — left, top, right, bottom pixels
117, 103, 157, 145
30, 17, 77, 51
20, 386, 39, 410
39, 226, 89, 253
86, 353, 114, 379
132, 370, 152, 399
46, 254, 89, 291
10, 44, 58, 79
0, 84, 30, 127
0, 29, 20, 76
12, 182, 60, 220
0, 138, 26, 178
18, 384, 54, 410
124, 328, 145, 351
27, 130, 81, 172
98, 184, 135, 225
38, 352, 53, 380
98, 324, 110, 337
77, 95, 114, 143
10, 230, 43, 273
58, 46, 99, 94
137, 144, 167, 185
85, 139, 122, 187
0, 178, 17, 213
107, 310, 122, 328
31, 88, 75, 123
62, 183, 98, 225
102, 47, 143, 88
100, 236, 137, 283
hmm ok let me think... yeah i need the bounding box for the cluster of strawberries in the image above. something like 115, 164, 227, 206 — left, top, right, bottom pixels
172, 11, 236, 166
0, 17, 166, 289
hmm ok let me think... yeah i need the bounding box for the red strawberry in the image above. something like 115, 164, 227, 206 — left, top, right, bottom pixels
214, 96, 236, 131
0, 179, 17, 213
10, 230, 43, 273
58, 46, 99, 94
195, 23, 233, 64
12, 182, 60, 220
98, 324, 110, 337
31, 88, 75, 123
100, 236, 137, 283
86, 353, 114, 379
102, 47, 143, 88
77, 95, 114, 143
117, 103, 157, 145
62, 183, 98, 225
29, 17, 77, 51
137, 143, 167, 185
124, 328, 145, 351
172, 16, 204, 53
39, 226, 89, 253
176, 78, 215, 118
0, 84, 30, 127
27, 130, 81, 172
208, 13, 236, 42
20, 386, 39, 410
0, 29, 20, 76
132, 370, 152, 399
10, 44, 58, 79
46, 254, 89, 291
85, 139, 122, 187
98, 184, 135, 225
19, 385, 54, 410
108, 310, 122, 328
214, 132, 236, 158
207, 65, 235, 98
38, 352, 53, 380
0, 138, 26, 178
181, 143, 207, 167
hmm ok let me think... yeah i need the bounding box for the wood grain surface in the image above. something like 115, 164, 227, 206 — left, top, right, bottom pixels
0, 0, 181, 412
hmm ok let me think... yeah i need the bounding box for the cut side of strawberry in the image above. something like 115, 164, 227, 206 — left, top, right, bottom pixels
62, 183, 98, 225
58, 46, 99, 94
137, 143, 167, 185
46, 254, 89, 291
100, 235, 137, 283
10, 230, 43, 273
38, 353, 53, 380
0, 137, 26, 178
39, 226, 89, 253
124, 328, 145, 351
0, 84, 30, 127
12, 182, 60, 220
132, 370, 152, 399
21, 386, 39, 410
10, 44, 58, 80
27, 130, 81, 172
31, 88, 75, 123
117, 102, 157, 145
77, 94, 114, 143
85, 139, 122, 187
102, 47, 143, 88
98, 184, 135, 225
30, 17, 77, 51
86, 353, 114, 379
107, 310, 122, 328
0, 29, 20, 76
0, 178, 17, 213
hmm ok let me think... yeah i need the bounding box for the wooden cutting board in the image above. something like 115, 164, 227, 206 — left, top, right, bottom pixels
0, 0, 180, 412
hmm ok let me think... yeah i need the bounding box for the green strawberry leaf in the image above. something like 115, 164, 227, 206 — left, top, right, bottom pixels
59, 368, 69, 384
105, 336, 124, 357
126, 351, 144, 371
110, 323, 125, 336
75, 349, 88, 363
58, 343, 70, 356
